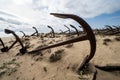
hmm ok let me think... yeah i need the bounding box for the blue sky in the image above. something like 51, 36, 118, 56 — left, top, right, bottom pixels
86, 10, 120, 29
0, 0, 120, 36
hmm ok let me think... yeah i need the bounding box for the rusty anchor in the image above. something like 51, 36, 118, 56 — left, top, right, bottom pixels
64, 25, 71, 36
47, 25, 55, 38
0, 38, 8, 52
20, 31, 30, 38
28, 13, 96, 72
4, 29, 27, 54
70, 24, 79, 36
31, 27, 39, 36
20, 31, 26, 38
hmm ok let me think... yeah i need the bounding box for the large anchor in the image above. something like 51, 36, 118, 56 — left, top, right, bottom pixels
28, 13, 96, 71
70, 24, 79, 36
2, 29, 27, 54
47, 25, 55, 38
31, 27, 39, 36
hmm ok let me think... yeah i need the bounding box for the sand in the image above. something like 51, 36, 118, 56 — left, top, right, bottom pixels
0, 35, 120, 80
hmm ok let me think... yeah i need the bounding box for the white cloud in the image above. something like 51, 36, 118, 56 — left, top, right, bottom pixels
0, 0, 120, 33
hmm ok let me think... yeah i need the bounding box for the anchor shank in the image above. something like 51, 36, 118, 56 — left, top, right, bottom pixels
28, 34, 87, 53
8, 40, 17, 50
0, 38, 5, 48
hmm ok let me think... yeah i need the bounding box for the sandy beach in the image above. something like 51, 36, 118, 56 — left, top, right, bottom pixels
0, 34, 120, 80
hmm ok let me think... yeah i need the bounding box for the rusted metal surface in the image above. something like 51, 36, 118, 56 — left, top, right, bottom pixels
31, 27, 39, 36
70, 24, 79, 36
28, 13, 96, 71
4, 29, 27, 54
47, 25, 55, 38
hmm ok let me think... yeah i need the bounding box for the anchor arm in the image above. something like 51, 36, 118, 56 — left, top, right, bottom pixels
50, 13, 96, 63
7, 40, 17, 50
31, 27, 39, 36
64, 25, 71, 35
70, 24, 79, 36
0, 38, 5, 48
20, 31, 26, 38
47, 25, 55, 38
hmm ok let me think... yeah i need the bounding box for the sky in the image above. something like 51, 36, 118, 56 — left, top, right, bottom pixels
0, 0, 120, 37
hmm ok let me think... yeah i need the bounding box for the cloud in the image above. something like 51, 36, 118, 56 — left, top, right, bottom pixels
0, 16, 28, 25
0, 17, 5, 21
0, 11, 17, 18
0, 10, 30, 26
0, 0, 120, 32
32, 0, 120, 17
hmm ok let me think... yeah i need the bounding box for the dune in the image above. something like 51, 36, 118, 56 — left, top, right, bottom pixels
0, 34, 120, 80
